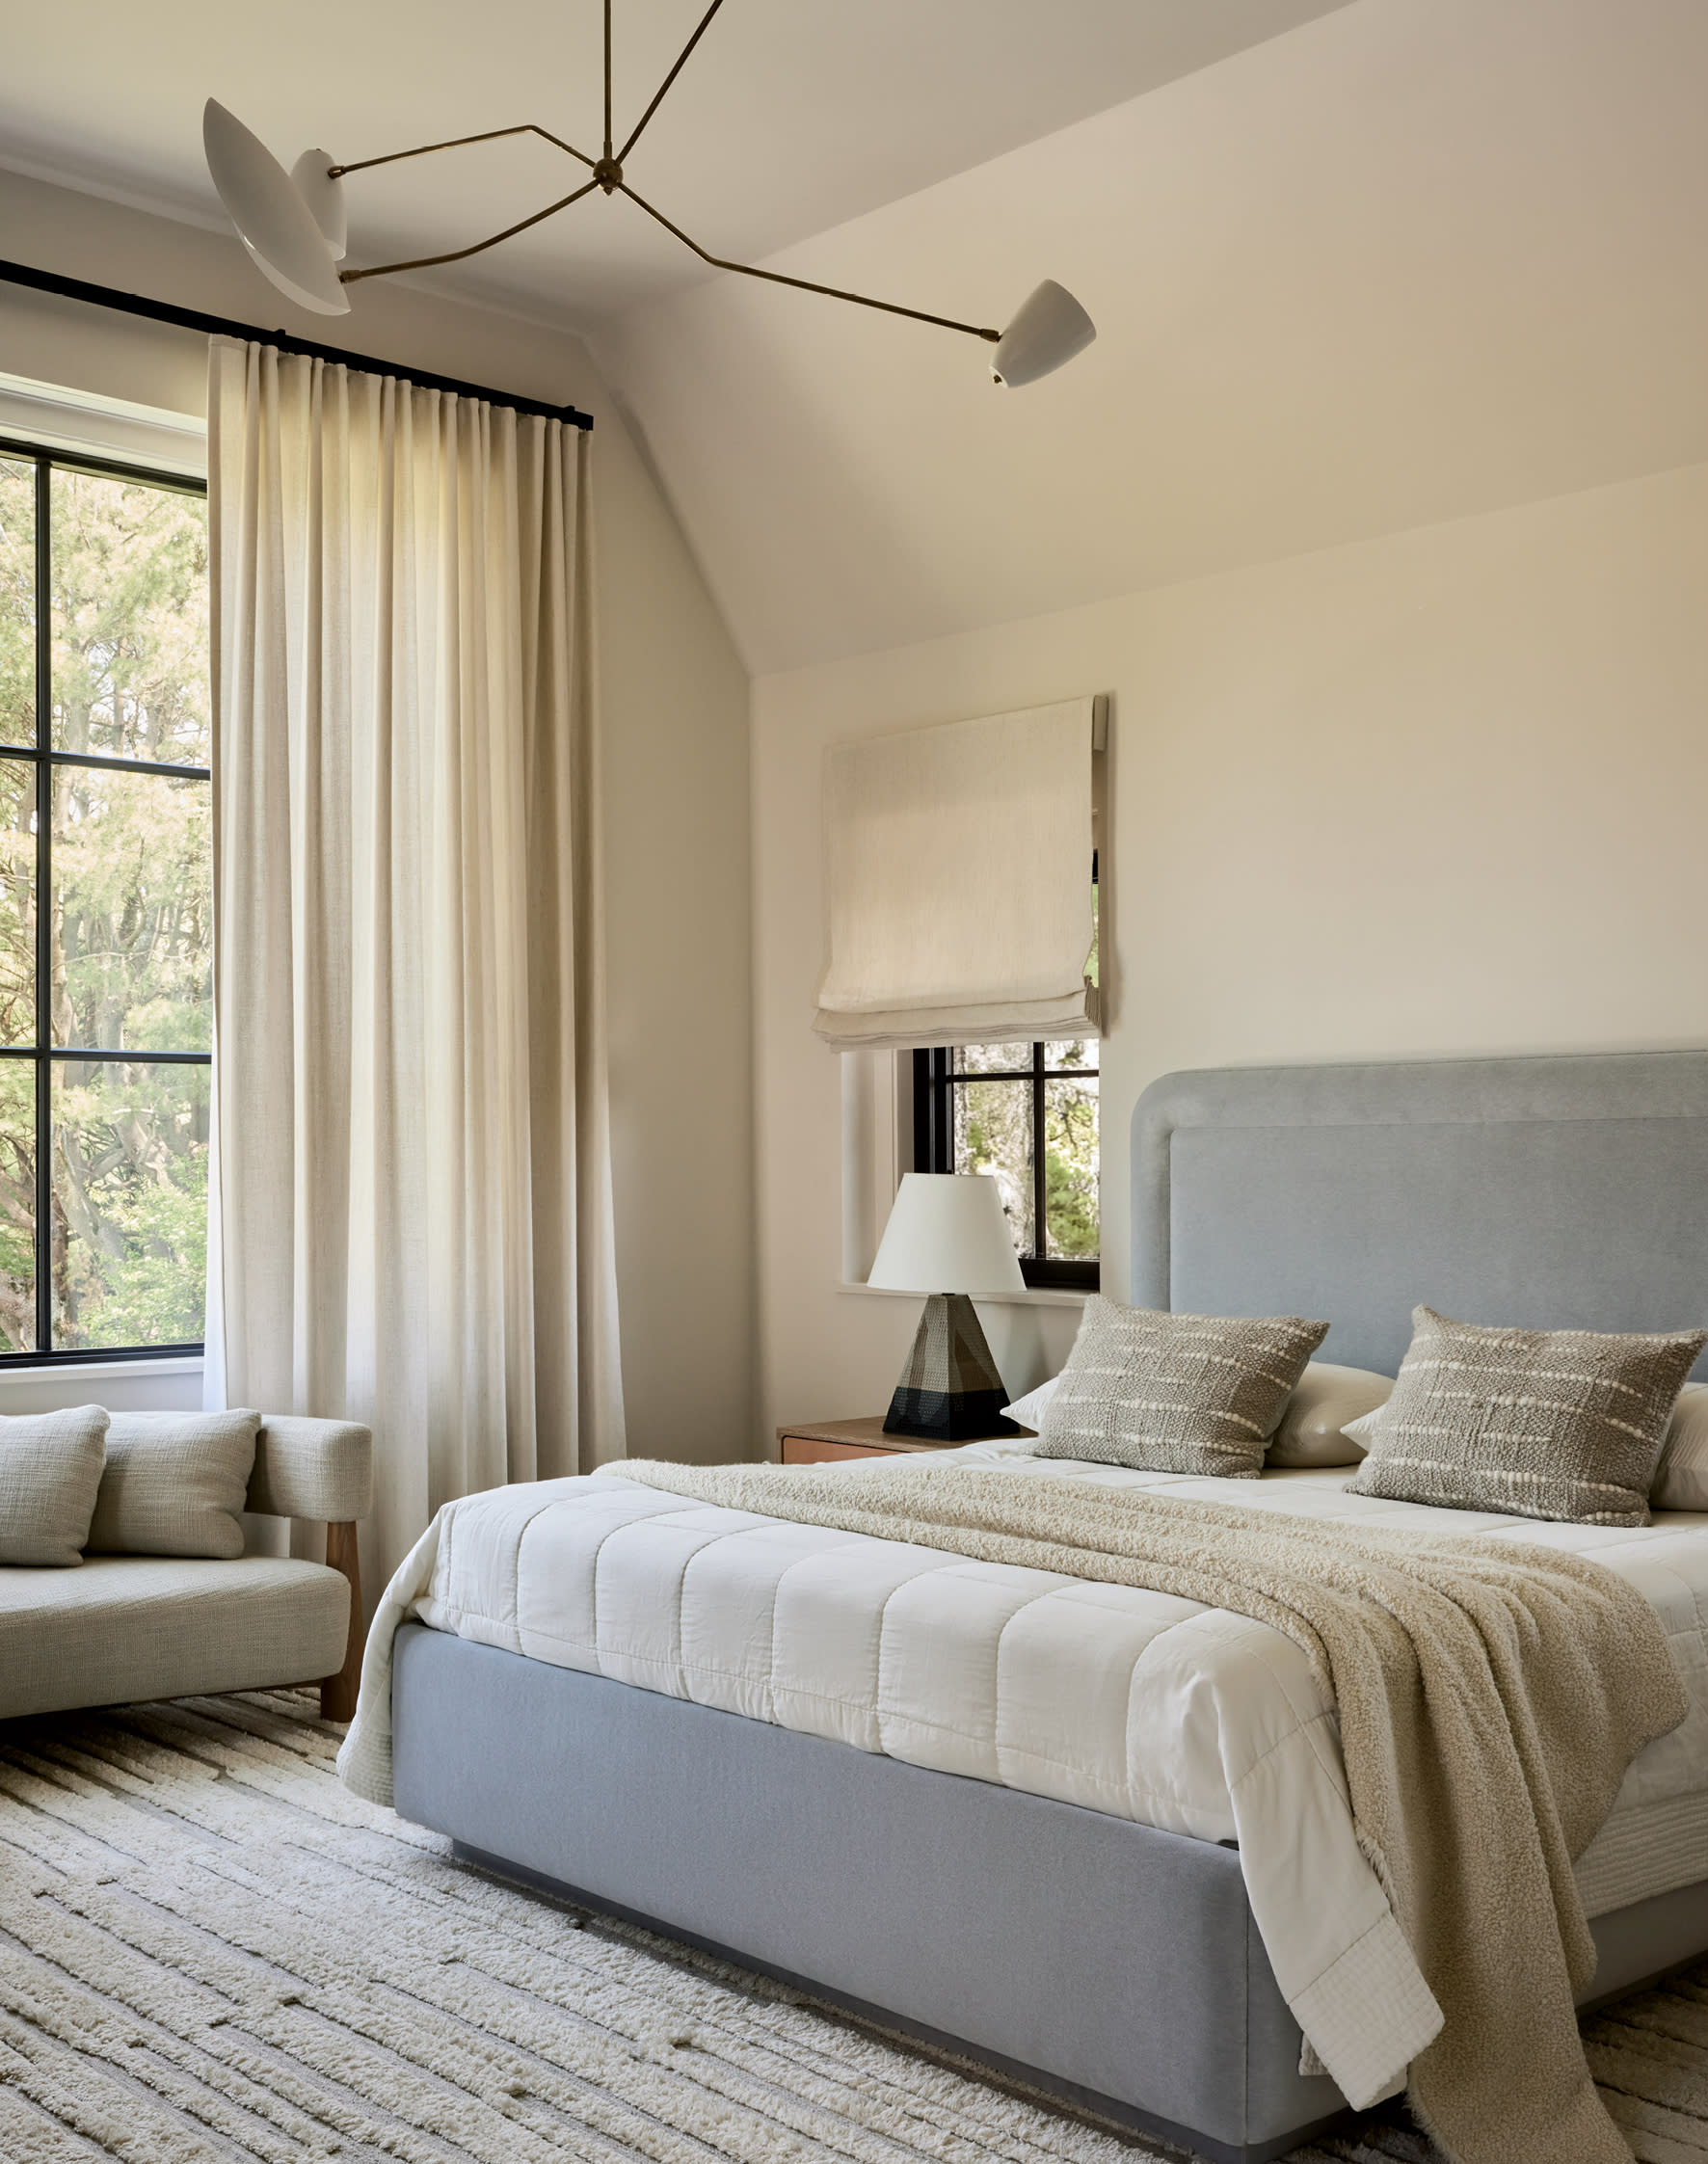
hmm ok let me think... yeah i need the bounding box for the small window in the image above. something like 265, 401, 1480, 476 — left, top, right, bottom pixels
910, 866, 1099, 1289
0, 441, 211, 1361
912, 1037, 1100, 1289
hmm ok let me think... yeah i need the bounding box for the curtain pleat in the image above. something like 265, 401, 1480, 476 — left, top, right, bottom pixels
206, 337, 625, 1600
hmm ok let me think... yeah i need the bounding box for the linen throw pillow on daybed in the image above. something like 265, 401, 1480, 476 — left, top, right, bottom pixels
1032, 1296, 1329, 1475
85, 1410, 262, 1560
1346, 1305, 1706, 1526
0, 1404, 109, 1566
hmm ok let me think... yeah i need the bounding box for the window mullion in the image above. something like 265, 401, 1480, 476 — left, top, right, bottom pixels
1031, 1043, 1047, 1266
33, 456, 51, 1356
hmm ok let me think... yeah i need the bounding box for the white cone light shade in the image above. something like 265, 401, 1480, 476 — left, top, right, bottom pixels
203, 99, 349, 315
991, 279, 1096, 387
291, 148, 348, 260
867, 1174, 1027, 1296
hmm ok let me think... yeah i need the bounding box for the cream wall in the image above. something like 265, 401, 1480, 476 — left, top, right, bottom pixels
0, 167, 756, 1454
752, 459, 1708, 1439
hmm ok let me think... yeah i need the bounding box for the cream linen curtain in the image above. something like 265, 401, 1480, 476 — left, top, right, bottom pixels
205, 336, 624, 1597
813, 698, 1099, 1052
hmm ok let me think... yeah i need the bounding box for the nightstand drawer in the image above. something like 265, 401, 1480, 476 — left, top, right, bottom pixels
775, 1416, 1029, 1464
780, 1434, 906, 1465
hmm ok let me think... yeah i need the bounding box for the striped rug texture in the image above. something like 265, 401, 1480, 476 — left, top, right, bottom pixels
0, 1690, 1701, 2164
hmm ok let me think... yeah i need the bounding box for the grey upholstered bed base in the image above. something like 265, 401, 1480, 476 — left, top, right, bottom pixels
391, 1624, 1708, 2164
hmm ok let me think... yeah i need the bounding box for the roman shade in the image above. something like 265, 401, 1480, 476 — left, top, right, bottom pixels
813, 697, 1101, 1052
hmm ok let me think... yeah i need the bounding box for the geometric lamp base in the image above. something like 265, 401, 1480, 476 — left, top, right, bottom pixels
883, 1293, 1027, 1443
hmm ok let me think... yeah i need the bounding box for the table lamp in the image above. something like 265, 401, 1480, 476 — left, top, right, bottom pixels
867, 1173, 1028, 1441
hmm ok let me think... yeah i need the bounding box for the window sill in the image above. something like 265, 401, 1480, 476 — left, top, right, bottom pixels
839, 1281, 1088, 1310
0, 1354, 204, 1385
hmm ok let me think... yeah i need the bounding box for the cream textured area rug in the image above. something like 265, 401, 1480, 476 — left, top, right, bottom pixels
0, 1692, 1701, 2164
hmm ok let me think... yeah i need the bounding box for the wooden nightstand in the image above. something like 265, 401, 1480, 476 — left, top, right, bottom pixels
776, 1416, 1033, 1464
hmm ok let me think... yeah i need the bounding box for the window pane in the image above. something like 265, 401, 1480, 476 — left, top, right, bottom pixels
953, 1077, 1033, 1256
0, 759, 33, 1045
52, 765, 211, 1050
0, 1059, 35, 1351
955, 1041, 1033, 1076
50, 468, 210, 767
1045, 1035, 1099, 1074
52, 1057, 207, 1349
1045, 1075, 1100, 1260
0, 459, 33, 748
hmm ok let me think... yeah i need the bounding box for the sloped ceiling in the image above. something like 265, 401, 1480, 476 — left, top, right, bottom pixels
0, 0, 1349, 323
595, 0, 1708, 674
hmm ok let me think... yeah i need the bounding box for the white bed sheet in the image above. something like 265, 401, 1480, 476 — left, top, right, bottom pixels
347, 1446, 1708, 2113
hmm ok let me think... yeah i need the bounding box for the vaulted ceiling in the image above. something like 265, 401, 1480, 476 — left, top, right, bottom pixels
0, 0, 1348, 322
595, 0, 1708, 670
5, 0, 1704, 679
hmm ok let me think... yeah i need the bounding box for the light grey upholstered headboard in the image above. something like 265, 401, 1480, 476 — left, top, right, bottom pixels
1131, 1051, 1708, 1381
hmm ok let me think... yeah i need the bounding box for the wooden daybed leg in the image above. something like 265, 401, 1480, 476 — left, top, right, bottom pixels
321, 1522, 364, 1723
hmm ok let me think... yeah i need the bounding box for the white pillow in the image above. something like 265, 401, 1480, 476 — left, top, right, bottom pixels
1342, 1406, 1384, 1451
1654, 1383, 1708, 1511
1001, 1375, 1060, 1433
1266, 1363, 1394, 1467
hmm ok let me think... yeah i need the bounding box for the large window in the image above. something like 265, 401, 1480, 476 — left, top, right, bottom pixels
0, 442, 211, 1361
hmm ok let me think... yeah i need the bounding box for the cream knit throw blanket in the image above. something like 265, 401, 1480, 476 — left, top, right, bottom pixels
616, 1458, 1686, 2164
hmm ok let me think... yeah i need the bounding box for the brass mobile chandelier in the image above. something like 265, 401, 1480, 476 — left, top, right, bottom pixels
203, 0, 1096, 387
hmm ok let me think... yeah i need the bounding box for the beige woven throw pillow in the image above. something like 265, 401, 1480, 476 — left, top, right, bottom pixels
1348, 1305, 1706, 1526
86, 1410, 261, 1560
1033, 1296, 1329, 1475
0, 1405, 109, 1566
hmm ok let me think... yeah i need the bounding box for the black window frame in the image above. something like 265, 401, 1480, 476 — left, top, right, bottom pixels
0, 433, 210, 1366
912, 1042, 1100, 1292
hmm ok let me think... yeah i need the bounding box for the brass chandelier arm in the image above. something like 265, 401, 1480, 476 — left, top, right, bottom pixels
340, 176, 602, 283
329, 123, 597, 181
617, 0, 731, 165
617, 182, 1001, 341
604, 0, 613, 159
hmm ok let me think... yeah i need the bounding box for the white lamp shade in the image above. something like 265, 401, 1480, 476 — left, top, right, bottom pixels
290, 148, 348, 260
867, 1174, 1027, 1296
990, 280, 1096, 387
203, 99, 350, 315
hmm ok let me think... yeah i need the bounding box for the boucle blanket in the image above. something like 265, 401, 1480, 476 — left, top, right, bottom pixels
609, 1458, 1687, 2164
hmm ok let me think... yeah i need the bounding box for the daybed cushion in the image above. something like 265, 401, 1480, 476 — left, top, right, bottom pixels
87, 1409, 260, 1560
0, 1554, 350, 1720
0, 1406, 109, 1567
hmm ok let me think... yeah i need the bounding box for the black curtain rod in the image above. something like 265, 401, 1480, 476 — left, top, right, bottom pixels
0, 256, 594, 433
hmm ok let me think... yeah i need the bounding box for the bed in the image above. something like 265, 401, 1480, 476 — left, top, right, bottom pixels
358, 1049, 1708, 2164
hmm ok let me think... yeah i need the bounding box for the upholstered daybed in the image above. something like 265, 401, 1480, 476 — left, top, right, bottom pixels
0, 1413, 372, 1723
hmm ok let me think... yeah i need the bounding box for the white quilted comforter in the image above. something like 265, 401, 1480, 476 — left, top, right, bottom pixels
341, 1443, 1708, 2110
